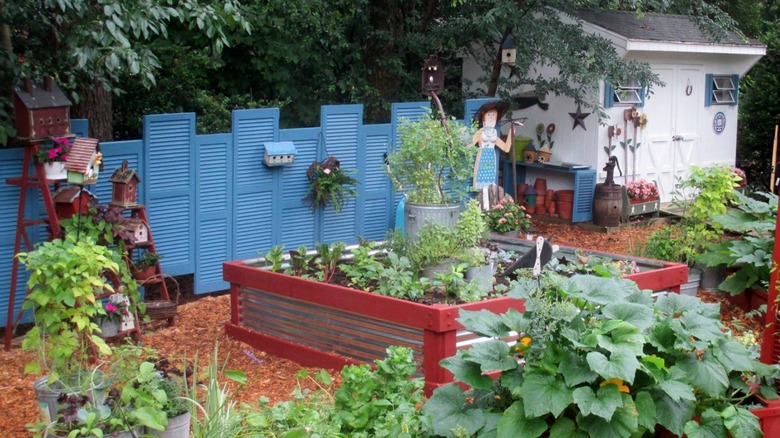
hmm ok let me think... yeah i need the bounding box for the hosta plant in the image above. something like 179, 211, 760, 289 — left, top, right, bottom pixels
423, 272, 780, 438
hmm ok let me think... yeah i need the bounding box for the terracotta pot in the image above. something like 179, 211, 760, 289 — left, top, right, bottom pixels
516, 183, 529, 201
534, 178, 547, 193
536, 204, 547, 215
133, 266, 156, 281
554, 190, 574, 202
557, 200, 573, 220
526, 205, 536, 214
548, 203, 556, 216
546, 189, 554, 200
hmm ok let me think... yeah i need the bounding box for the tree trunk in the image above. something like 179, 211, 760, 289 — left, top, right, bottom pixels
487, 27, 513, 97
72, 83, 113, 141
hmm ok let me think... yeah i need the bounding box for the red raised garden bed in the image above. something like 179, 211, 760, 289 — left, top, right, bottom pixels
224, 239, 688, 395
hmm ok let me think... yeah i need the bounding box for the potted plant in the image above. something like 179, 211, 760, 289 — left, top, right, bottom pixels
18, 234, 139, 424
131, 251, 161, 282
304, 156, 358, 213
96, 300, 129, 339
484, 197, 531, 236
385, 113, 476, 238
423, 272, 780, 437
34, 136, 71, 180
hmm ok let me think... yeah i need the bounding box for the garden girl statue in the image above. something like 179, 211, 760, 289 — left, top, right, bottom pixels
471, 101, 511, 190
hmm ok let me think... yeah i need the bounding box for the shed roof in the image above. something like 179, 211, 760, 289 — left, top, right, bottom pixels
572, 9, 765, 50
13, 80, 72, 109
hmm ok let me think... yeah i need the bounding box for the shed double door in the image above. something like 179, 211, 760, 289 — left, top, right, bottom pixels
640, 64, 702, 202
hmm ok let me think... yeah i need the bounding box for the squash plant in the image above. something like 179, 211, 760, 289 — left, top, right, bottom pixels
423, 272, 780, 438
698, 191, 777, 294
19, 234, 138, 388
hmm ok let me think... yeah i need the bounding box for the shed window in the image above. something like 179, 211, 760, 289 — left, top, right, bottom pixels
604, 79, 645, 108
705, 74, 739, 106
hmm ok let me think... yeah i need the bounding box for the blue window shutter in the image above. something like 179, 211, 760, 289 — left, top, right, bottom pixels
705, 74, 714, 106
731, 74, 740, 106
604, 83, 615, 108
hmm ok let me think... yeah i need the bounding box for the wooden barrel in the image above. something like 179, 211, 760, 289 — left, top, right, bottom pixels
593, 183, 623, 227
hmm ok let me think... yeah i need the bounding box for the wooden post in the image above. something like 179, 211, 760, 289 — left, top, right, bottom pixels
771, 123, 779, 194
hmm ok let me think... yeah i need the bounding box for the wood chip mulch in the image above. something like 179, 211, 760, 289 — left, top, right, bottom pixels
0, 218, 764, 436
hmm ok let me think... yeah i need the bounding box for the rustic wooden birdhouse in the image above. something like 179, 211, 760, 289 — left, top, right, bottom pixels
421, 55, 445, 96
263, 142, 297, 167
13, 77, 72, 140
65, 137, 101, 185
125, 219, 149, 244
502, 35, 517, 64
53, 186, 98, 220
109, 160, 141, 207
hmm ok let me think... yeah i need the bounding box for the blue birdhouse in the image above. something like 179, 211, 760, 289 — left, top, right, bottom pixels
263, 142, 297, 167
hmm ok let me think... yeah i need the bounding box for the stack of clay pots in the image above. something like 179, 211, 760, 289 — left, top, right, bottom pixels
534, 179, 547, 215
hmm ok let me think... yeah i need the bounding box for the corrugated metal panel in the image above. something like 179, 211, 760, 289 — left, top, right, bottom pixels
240, 287, 424, 364
233, 109, 277, 186
235, 191, 273, 258
196, 134, 232, 294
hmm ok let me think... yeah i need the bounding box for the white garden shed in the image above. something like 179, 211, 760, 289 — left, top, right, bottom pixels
463, 9, 766, 203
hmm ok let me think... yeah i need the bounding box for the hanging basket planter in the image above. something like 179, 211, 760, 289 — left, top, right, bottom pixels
304, 156, 358, 213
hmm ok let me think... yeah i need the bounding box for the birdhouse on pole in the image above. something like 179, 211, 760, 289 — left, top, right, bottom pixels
421, 55, 445, 96
502, 35, 517, 64
13, 76, 72, 140
65, 137, 101, 185
109, 160, 141, 207
53, 186, 98, 220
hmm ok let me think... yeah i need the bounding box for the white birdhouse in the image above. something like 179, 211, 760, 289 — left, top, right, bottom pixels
502, 35, 517, 64
263, 142, 297, 167
126, 219, 149, 244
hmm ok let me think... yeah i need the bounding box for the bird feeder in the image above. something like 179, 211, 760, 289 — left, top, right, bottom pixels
421, 54, 445, 96
502, 35, 517, 64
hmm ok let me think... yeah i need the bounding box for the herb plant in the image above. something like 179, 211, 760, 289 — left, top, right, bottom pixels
423, 272, 780, 438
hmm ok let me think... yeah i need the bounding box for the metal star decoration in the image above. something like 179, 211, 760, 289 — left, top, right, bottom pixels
569, 104, 591, 130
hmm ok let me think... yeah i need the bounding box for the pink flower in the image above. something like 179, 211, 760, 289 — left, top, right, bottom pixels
105, 302, 118, 313
493, 204, 504, 210
323, 168, 331, 175
48, 148, 58, 160
498, 218, 507, 224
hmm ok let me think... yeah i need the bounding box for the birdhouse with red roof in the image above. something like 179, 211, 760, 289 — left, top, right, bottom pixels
65, 137, 101, 185
109, 160, 141, 207
53, 186, 98, 220
13, 77, 72, 140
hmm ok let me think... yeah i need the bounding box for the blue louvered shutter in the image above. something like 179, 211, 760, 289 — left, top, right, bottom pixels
731, 74, 740, 106
320, 104, 362, 244
573, 170, 596, 223
71, 119, 89, 138
143, 113, 196, 275
279, 128, 318, 248
195, 133, 232, 293
705, 74, 714, 106
604, 82, 615, 108
231, 109, 279, 259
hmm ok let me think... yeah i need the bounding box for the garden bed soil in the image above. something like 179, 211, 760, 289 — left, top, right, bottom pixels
0, 219, 765, 436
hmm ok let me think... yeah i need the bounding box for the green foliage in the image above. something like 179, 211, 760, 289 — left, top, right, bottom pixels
340, 239, 384, 291
674, 164, 741, 223
483, 198, 531, 234
19, 238, 121, 383
553, 250, 637, 278
407, 222, 462, 272
262, 245, 285, 272
305, 160, 359, 213
456, 200, 489, 248
374, 253, 430, 301
423, 272, 780, 438
133, 251, 162, 270
698, 191, 777, 294
313, 241, 346, 282
387, 115, 476, 205
333, 346, 426, 436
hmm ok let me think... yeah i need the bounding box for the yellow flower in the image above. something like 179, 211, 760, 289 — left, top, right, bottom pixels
600, 378, 630, 394
520, 336, 532, 348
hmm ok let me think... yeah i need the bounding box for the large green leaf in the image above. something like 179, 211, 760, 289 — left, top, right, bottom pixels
458, 309, 511, 338
464, 340, 519, 373
549, 417, 588, 438
577, 402, 639, 438
440, 354, 494, 390
569, 276, 636, 305
651, 388, 696, 436
674, 352, 729, 397
682, 409, 727, 438
601, 302, 654, 331
721, 405, 762, 438
713, 338, 755, 372
519, 374, 573, 418
559, 352, 598, 387
597, 322, 645, 356
656, 379, 696, 402
634, 391, 657, 430
676, 312, 724, 343
572, 384, 623, 421
496, 401, 548, 438
586, 350, 640, 384
422, 385, 487, 437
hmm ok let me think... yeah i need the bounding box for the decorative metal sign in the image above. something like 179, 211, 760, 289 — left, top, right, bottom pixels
713, 112, 726, 134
